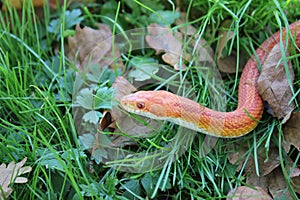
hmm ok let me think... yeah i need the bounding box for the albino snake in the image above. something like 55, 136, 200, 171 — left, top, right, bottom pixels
121, 21, 300, 138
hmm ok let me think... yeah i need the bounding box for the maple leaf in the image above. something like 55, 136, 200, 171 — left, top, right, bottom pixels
0, 157, 32, 200
228, 142, 300, 199
146, 23, 187, 70
227, 186, 272, 200
68, 23, 124, 72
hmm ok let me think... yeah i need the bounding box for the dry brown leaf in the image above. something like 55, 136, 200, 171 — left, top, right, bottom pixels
68, 23, 124, 72
246, 156, 300, 199
99, 111, 113, 132
228, 143, 280, 175
111, 76, 137, 123
282, 112, 300, 152
217, 20, 247, 73
0, 157, 32, 200
146, 23, 187, 70
175, 12, 198, 37
292, 177, 300, 194
227, 186, 272, 200
193, 38, 214, 64
217, 52, 247, 73
175, 12, 215, 66
291, 169, 300, 194
257, 42, 295, 119
265, 168, 294, 199
227, 143, 300, 198
228, 144, 247, 172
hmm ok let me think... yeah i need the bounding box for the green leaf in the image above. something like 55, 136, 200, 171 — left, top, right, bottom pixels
99, 66, 120, 86
79, 133, 95, 150
134, 0, 165, 13
141, 172, 172, 196
79, 183, 99, 197
61, 148, 87, 161
141, 173, 154, 196
76, 86, 113, 110
128, 57, 160, 81
92, 134, 112, 164
83, 110, 102, 124
100, 1, 128, 29
87, 64, 102, 83
105, 176, 118, 196
92, 147, 108, 164
149, 10, 180, 25
100, 1, 118, 25
58, 69, 75, 95
65, 9, 84, 29
121, 180, 141, 199
87, 65, 118, 85
94, 87, 114, 109
62, 29, 75, 38
79, 133, 112, 164
76, 88, 94, 109
48, 9, 84, 40
39, 155, 65, 171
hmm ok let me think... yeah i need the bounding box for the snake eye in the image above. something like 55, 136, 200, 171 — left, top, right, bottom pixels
136, 102, 145, 109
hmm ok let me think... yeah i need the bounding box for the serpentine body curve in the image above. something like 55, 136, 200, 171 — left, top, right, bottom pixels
121, 20, 300, 138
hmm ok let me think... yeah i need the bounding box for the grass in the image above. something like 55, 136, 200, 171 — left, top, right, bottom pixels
0, 0, 299, 199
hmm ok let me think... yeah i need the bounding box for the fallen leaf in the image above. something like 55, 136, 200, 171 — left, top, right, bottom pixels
227, 186, 272, 200
0, 157, 32, 200
68, 23, 124, 72
264, 167, 295, 199
175, 12, 199, 37
246, 154, 300, 199
227, 143, 298, 199
291, 170, 300, 194
175, 12, 215, 65
99, 111, 113, 131
228, 145, 246, 172
111, 76, 137, 123
257, 42, 295, 119
191, 37, 215, 69
217, 20, 247, 73
228, 143, 280, 176
146, 23, 187, 70
282, 112, 300, 152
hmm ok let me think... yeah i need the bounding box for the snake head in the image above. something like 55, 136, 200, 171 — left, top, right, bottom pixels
120, 91, 175, 119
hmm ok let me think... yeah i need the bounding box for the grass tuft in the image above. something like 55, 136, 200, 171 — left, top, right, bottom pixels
0, 0, 299, 199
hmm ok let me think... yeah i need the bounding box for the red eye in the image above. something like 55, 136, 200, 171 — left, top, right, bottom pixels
137, 102, 145, 109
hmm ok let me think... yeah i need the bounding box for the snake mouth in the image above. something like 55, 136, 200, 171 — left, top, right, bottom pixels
120, 94, 139, 112
120, 98, 130, 111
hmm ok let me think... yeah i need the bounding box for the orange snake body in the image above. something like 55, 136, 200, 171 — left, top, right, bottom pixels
121, 21, 300, 137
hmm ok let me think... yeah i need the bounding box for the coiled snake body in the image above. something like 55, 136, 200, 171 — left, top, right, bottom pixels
121, 21, 300, 138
